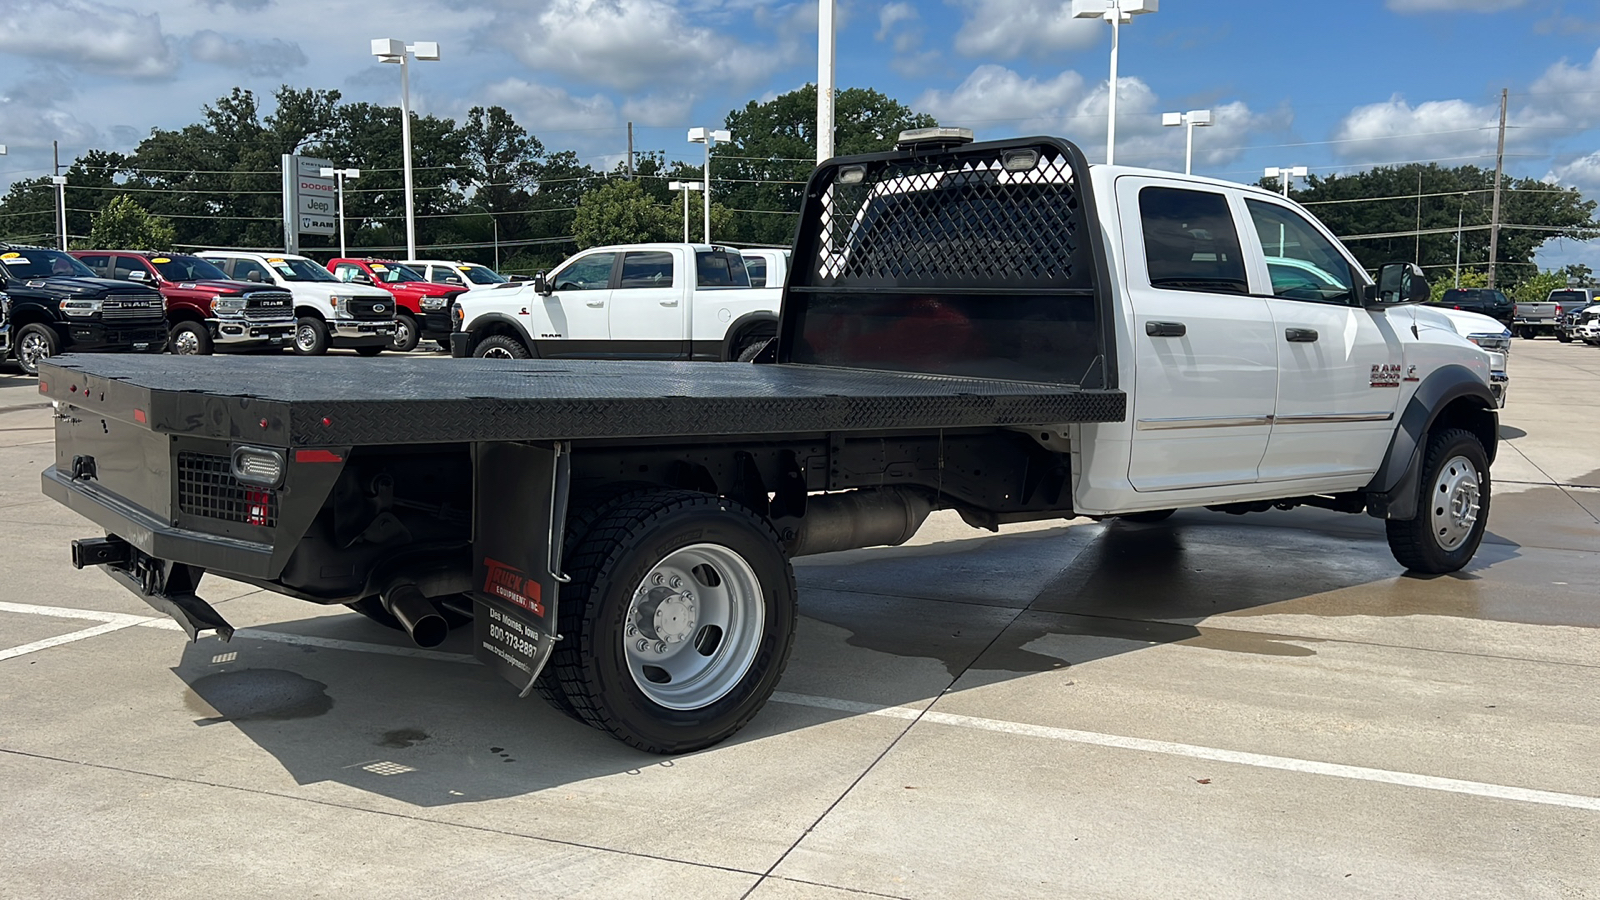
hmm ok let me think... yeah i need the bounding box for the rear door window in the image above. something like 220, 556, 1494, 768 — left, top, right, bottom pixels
1137, 187, 1248, 295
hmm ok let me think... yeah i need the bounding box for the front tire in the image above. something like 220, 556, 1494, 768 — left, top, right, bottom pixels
14, 324, 59, 376
1385, 428, 1490, 574
169, 321, 213, 356
547, 490, 796, 753
473, 334, 530, 359
389, 314, 420, 352
293, 317, 331, 356
1557, 332, 1572, 344
1120, 509, 1175, 523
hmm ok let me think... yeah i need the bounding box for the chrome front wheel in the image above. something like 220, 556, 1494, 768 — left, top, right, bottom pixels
1429, 454, 1481, 552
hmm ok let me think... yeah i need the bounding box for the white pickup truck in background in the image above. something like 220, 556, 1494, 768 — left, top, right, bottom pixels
450, 243, 780, 361
738, 247, 791, 288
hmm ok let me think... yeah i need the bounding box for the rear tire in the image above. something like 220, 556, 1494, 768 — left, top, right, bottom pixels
293, 317, 331, 356
1120, 509, 1175, 523
1385, 428, 1490, 574
547, 490, 796, 753
730, 332, 774, 362
473, 334, 530, 359
169, 321, 213, 356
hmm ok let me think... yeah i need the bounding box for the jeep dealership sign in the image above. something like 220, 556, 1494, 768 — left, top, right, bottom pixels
281, 154, 337, 251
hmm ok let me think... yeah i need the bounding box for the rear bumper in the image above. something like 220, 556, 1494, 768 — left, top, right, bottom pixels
41, 466, 276, 579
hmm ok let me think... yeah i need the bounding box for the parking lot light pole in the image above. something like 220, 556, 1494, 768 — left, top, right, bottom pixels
818, 0, 836, 163
1073, 0, 1159, 166
1160, 109, 1211, 175
372, 38, 441, 261
668, 181, 704, 243
1264, 165, 1308, 199
687, 128, 730, 243
319, 167, 361, 257
50, 175, 67, 250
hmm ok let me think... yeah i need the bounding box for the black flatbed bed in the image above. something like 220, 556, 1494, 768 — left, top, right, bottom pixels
40, 356, 1125, 447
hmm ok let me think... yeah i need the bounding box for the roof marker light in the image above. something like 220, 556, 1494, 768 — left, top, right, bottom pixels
836, 165, 867, 185
1003, 150, 1040, 172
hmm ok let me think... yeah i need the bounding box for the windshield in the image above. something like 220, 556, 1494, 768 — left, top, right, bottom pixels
369, 263, 425, 284
269, 257, 337, 282
0, 248, 96, 279
462, 265, 507, 285
151, 255, 229, 282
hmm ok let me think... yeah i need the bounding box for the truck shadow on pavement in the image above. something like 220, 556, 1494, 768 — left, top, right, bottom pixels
170, 507, 1536, 807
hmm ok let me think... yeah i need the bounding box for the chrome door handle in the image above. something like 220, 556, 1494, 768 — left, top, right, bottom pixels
660, 300, 679, 307
585, 300, 605, 307
1285, 328, 1319, 342
1145, 321, 1186, 337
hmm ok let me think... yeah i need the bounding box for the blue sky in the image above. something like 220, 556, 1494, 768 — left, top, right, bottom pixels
2, 0, 1598, 265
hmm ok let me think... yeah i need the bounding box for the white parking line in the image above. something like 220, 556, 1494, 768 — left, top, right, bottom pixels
770, 692, 1600, 813
5, 600, 1597, 814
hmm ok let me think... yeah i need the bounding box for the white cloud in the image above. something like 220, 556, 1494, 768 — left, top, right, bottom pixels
1387, 0, 1526, 11
199, 0, 274, 9
916, 64, 1273, 170
189, 30, 308, 77
486, 0, 787, 93
481, 78, 620, 135
877, 2, 918, 42
0, 1, 178, 79
950, 0, 1102, 60
1546, 150, 1600, 192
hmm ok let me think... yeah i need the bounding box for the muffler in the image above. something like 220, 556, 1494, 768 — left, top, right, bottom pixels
776, 487, 937, 557
382, 581, 450, 648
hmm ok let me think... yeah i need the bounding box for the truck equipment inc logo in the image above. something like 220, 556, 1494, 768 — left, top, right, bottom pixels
483, 557, 544, 618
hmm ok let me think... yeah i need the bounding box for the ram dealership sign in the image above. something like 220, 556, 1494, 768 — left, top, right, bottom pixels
281, 154, 338, 252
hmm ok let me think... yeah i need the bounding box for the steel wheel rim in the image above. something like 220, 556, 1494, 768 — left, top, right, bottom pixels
392, 318, 413, 349
482, 346, 514, 359
19, 332, 50, 370
295, 324, 318, 352
172, 330, 201, 355
1430, 454, 1481, 552
623, 542, 765, 711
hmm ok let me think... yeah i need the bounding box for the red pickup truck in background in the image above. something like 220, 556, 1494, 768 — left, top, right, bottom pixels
72, 251, 296, 355
327, 258, 465, 352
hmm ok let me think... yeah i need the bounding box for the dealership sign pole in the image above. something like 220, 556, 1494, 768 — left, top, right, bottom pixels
281, 154, 338, 254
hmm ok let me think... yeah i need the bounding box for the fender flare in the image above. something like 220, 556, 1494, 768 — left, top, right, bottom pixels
721, 310, 779, 360
1364, 364, 1498, 520
464, 312, 536, 357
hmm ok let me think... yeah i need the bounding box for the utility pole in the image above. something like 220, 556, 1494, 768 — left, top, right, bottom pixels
626, 122, 635, 180
1414, 169, 1423, 264
52, 141, 66, 250
1487, 88, 1507, 289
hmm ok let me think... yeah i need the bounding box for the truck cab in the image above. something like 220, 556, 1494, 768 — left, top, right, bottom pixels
405, 259, 510, 291
0, 244, 167, 375
197, 251, 395, 356
327, 258, 465, 352
72, 251, 296, 355
450, 243, 781, 361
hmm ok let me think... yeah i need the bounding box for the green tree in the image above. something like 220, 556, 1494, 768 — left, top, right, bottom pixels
1430, 268, 1487, 304
1282, 163, 1597, 289
716, 85, 937, 244
571, 179, 675, 248
85, 195, 177, 250
1511, 269, 1568, 306
0, 177, 56, 245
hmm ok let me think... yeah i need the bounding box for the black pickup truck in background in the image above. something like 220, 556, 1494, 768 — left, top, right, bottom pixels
0, 244, 168, 375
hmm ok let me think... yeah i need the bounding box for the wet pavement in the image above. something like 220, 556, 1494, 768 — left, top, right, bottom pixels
1, 342, 1597, 899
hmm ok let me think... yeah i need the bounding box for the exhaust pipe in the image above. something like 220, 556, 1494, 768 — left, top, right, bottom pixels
382, 581, 449, 648
778, 487, 937, 557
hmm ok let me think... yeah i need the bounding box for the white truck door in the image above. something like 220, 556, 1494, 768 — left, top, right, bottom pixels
1242, 198, 1403, 483
1118, 178, 1278, 491
607, 249, 688, 358
540, 251, 615, 356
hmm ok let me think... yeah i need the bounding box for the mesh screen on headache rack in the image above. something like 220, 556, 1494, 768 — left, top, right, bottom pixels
786, 140, 1107, 387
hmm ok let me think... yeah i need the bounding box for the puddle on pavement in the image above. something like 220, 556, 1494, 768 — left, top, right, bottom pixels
378, 728, 429, 748
184, 669, 333, 724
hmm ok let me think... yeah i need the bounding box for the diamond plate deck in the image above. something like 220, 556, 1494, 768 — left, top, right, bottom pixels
40, 355, 1125, 447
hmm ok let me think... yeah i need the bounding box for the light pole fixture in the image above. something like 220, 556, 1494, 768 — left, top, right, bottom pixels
1073, 0, 1159, 166
1264, 165, 1308, 198
1160, 109, 1211, 175
50, 175, 67, 250
372, 37, 441, 262
687, 128, 730, 244
319, 167, 361, 257
667, 180, 705, 243
817, 0, 836, 163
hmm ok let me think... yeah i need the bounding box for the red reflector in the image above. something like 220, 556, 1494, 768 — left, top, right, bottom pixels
244, 488, 272, 527
38, 381, 47, 393
134, 409, 147, 424
295, 449, 344, 463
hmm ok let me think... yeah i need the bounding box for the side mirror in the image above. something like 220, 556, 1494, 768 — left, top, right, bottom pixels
246, 271, 263, 282
1367, 262, 1429, 308
353, 273, 374, 285
533, 271, 552, 296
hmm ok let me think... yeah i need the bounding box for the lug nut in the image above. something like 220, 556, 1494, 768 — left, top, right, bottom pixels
654, 641, 668, 653
669, 576, 682, 589
653, 574, 665, 585
626, 624, 637, 636
637, 639, 650, 652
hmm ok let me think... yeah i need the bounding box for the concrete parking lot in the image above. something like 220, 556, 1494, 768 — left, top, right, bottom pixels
1, 341, 1597, 899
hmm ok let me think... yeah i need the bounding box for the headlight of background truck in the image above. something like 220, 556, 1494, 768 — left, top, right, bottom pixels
62, 298, 102, 317
211, 295, 248, 314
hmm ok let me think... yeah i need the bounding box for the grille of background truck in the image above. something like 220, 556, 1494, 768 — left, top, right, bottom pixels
101, 295, 165, 322
348, 297, 391, 320
242, 292, 294, 318
176, 452, 278, 527
811, 149, 1090, 291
